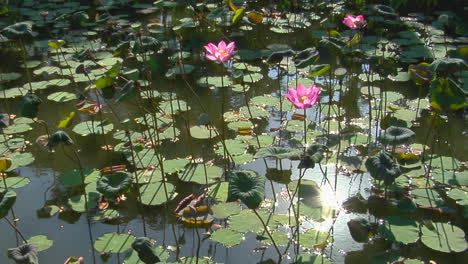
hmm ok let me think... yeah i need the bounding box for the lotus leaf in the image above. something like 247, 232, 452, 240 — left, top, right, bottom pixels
19, 94, 42, 118
421, 222, 467, 253
211, 202, 241, 219
27, 235, 53, 252
1, 22, 33, 40
180, 205, 214, 227
94, 232, 135, 253
131, 237, 160, 264
379, 126, 415, 145
0, 190, 16, 218
0, 113, 10, 128
265, 49, 295, 64
294, 47, 319, 68
430, 58, 467, 74
429, 78, 467, 111
295, 254, 333, 264
116, 80, 137, 102
378, 216, 419, 244
347, 217, 373, 242
211, 228, 243, 247
227, 170, 265, 209
365, 152, 402, 185
97, 172, 132, 198
7, 244, 38, 264
47, 130, 74, 148
254, 146, 302, 160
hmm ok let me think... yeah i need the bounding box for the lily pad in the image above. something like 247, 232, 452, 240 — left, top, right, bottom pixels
27, 235, 53, 252
139, 182, 177, 206
421, 222, 467, 253
178, 164, 222, 185
94, 232, 135, 253
210, 228, 243, 247
73, 120, 114, 136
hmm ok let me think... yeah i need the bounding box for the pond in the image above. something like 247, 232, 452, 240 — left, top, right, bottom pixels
0, 0, 467, 263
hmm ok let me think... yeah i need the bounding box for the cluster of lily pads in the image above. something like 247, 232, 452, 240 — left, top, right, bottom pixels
0, 0, 467, 263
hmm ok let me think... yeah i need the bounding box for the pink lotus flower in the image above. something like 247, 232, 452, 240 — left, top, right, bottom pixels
343, 15, 367, 29
285, 83, 321, 109
204, 40, 235, 62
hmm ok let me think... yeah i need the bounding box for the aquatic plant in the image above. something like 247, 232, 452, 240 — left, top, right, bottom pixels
7, 244, 38, 264
285, 83, 321, 109
342, 15, 367, 30
204, 40, 236, 62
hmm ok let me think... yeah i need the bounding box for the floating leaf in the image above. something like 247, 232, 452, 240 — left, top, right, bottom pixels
97, 172, 132, 198
378, 216, 419, 244
211, 228, 243, 247
178, 164, 222, 185
94, 233, 135, 253
189, 125, 217, 139
0, 190, 16, 218
294, 47, 319, 68
139, 182, 177, 206
429, 78, 467, 111
421, 222, 467, 253
73, 120, 114, 136
47, 92, 77, 103
0, 177, 30, 190
211, 202, 241, 219
58, 169, 100, 187
254, 147, 302, 160
27, 235, 53, 252
295, 254, 333, 264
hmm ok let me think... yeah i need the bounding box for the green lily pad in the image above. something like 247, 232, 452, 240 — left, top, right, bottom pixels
421, 222, 467, 253
27, 235, 53, 252
5, 152, 35, 171
58, 168, 101, 187
73, 120, 114, 136
210, 228, 243, 247
0, 190, 16, 218
189, 125, 217, 139
378, 216, 419, 244
0, 177, 31, 190
47, 92, 77, 103
139, 182, 177, 206
228, 210, 269, 233
178, 164, 222, 185
300, 229, 331, 249
94, 232, 135, 253
212, 202, 241, 219
295, 254, 333, 264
